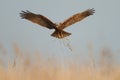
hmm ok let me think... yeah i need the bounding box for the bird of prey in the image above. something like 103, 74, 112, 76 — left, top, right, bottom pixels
20, 8, 95, 39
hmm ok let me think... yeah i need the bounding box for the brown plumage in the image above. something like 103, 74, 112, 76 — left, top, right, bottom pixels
20, 8, 95, 39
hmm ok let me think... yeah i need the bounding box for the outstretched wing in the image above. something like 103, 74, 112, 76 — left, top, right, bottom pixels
58, 8, 95, 30
20, 10, 56, 29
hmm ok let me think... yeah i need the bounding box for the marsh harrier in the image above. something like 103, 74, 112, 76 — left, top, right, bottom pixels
20, 8, 95, 39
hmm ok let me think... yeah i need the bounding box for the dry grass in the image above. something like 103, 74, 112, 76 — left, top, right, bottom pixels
0, 44, 120, 80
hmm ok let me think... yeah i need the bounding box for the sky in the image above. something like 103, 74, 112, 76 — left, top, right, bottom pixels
0, 0, 120, 64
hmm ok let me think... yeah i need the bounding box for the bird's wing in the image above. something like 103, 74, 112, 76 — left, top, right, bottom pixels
20, 10, 56, 29
58, 8, 95, 30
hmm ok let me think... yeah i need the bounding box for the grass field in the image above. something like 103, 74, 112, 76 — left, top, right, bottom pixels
0, 44, 120, 80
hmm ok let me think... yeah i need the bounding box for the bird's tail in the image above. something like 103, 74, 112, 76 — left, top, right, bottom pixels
51, 29, 71, 39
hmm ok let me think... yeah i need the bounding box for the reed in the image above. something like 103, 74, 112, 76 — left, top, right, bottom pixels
0, 44, 120, 80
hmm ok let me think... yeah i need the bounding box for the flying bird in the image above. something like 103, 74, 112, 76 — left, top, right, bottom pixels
20, 8, 95, 39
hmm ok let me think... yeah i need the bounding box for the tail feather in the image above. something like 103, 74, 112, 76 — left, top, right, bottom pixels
51, 29, 71, 39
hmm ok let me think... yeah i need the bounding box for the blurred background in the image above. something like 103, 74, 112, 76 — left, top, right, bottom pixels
0, 0, 120, 80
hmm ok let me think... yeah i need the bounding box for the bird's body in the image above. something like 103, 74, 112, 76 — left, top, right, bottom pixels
20, 8, 95, 39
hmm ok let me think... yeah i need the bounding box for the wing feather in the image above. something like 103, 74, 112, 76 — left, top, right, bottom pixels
58, 8, 95, 29
20, 10, 56, 29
